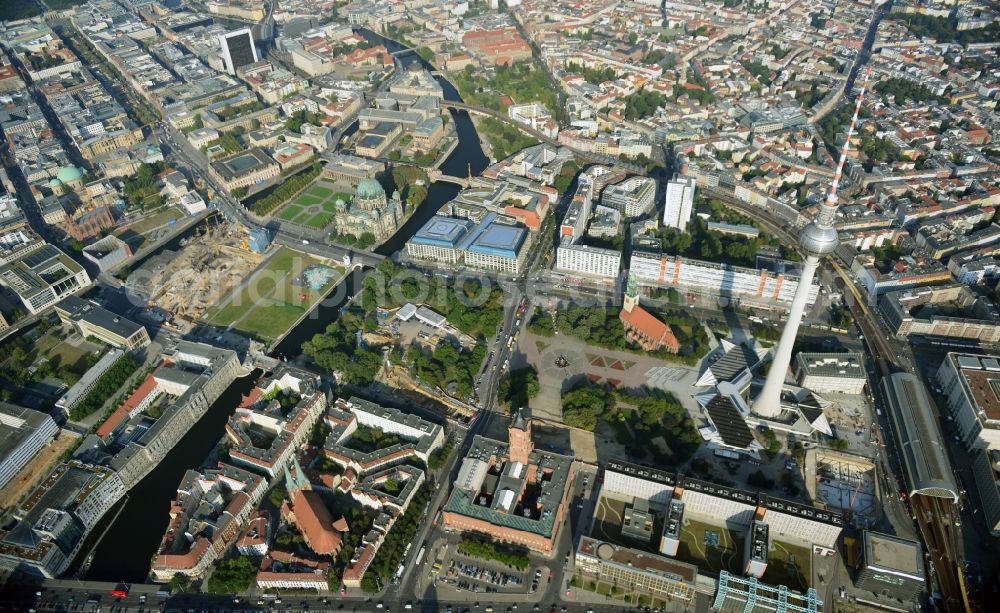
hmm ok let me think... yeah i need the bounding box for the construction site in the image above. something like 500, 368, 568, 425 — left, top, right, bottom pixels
125, 222, 264, 327
804, 448, 879, 528
362, 303, 480, 419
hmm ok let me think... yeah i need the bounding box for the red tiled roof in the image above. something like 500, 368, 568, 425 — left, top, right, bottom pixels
96, 374, 159, 438
153, 536, 211, 571
237, 512, 269, 549
342, 542, 377, 583
289, 490, 342, 555
239, 387, 262, 408
257, 550, 329, 583
619, 306, 680, 352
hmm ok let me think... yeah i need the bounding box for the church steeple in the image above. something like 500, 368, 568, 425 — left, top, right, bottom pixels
623, 272, 639, 313
283, 454, 310, 494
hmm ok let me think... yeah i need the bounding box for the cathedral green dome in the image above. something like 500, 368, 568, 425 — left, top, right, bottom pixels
356, 177, 385, 200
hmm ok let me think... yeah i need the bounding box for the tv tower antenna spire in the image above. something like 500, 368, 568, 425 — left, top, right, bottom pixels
752, 66, 872, 417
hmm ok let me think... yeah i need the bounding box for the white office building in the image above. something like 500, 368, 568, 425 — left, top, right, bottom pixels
508, 102, 558, 139
602, 176, 656, 218
219, 28, 259, 75
743, 521, 769, 578
937, 353, 1000, 451
405, 216, 474, 265
54, 349, 124, 417
602, 459, 675, 506
660, 500, 684, 556
602, 459, 844, 548
172, 341, 220, 368
663, 175, 696, 231
73, 470, 128, 529
630, 252, 819, 308
348, 397, 445, 462
0, 404, 59, 489
555, 240, 621, 280
795, 352, 867, 395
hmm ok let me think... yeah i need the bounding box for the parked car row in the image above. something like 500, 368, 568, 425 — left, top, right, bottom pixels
456, 562, 524, 587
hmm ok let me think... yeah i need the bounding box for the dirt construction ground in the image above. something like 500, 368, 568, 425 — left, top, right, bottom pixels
0, 431, 80, 512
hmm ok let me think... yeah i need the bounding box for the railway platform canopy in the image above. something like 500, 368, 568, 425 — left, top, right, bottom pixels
880, 373, 959, 503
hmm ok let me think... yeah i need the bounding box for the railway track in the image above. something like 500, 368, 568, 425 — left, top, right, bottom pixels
913, 495, 969, 612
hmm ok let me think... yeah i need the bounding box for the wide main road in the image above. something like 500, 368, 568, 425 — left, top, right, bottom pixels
157, 121, 384, 268
3, 582, 627, 613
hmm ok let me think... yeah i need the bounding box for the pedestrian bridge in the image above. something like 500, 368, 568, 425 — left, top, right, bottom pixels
427, 169, 470, 188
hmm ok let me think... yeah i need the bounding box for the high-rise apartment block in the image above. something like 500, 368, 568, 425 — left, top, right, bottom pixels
663, 175, 696, 231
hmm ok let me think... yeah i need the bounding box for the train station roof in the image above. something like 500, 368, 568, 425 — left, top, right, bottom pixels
880, 373, 958, 502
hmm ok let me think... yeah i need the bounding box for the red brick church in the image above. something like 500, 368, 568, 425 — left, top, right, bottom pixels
619, 274, 681, 353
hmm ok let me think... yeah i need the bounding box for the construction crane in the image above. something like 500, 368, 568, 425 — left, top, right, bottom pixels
848, 477, 864, 512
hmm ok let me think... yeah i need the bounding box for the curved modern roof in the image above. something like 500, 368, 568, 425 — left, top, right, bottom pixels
880, 373, 958, 502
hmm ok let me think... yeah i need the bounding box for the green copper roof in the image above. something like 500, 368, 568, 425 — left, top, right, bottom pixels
444, 487, 557, 538
56, 166, 83, 183
356, 177, 384, 200
626, 272, 638, 298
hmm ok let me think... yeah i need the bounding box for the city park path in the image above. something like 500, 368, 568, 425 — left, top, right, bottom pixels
512, 327, 708, 430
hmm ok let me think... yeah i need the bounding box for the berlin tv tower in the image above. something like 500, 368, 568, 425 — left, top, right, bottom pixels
752, 67, 873, 417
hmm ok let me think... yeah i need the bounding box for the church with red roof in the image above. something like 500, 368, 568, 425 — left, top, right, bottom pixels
619, 274, 680, 354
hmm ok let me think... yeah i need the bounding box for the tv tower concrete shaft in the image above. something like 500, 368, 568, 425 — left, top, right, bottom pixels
752, 67, 872, 417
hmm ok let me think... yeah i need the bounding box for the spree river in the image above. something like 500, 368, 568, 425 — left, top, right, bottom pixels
372, 35, 490, 256
86, 35, 488, 582
85, 372, 261, 582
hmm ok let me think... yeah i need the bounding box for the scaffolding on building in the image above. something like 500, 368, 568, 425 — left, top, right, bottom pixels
712, 571, 821, 613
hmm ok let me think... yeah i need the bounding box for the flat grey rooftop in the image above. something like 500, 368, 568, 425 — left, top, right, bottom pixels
865, 531, 923, 576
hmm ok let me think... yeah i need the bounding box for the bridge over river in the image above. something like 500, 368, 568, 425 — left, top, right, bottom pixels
439, 100, 646, 173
